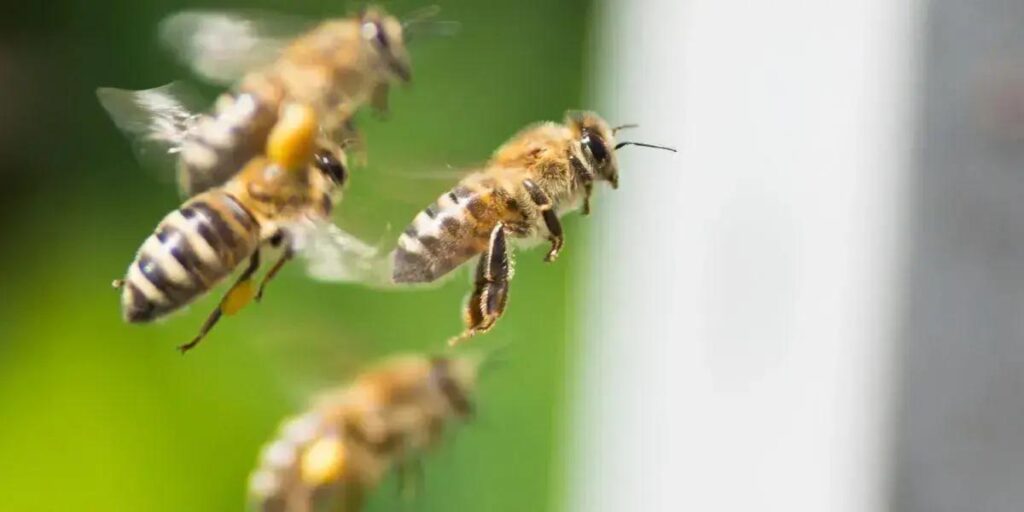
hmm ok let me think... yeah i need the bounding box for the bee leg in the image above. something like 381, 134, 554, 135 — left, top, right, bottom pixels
331, 117, 367, 167
177, 251, 261, 354
255, 242, 294, 302
395, 458, 424, 501
582, 181, 593, 215
522, 179, 564, 262
370, 82, 390, 118
450, 224, 511, 346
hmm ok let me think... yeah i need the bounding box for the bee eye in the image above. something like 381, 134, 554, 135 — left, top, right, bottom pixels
375, 23, 390, 48
582, 131, 609, 164
363, 21, 390, 49
314, 150, 347, 185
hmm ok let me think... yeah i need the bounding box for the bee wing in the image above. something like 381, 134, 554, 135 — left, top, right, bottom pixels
96, 81, 208, 190
288, 218, 396, 288
159, 10, 313, 86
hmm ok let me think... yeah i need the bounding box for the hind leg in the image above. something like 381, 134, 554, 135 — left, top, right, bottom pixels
178, 251, 261, 353
449, 224, 511, 346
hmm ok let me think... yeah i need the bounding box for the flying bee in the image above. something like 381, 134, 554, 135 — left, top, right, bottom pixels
392, 111, 676, 344
97, 5, 446, 197
248, 353, 481, 512
114, 103, 381, 353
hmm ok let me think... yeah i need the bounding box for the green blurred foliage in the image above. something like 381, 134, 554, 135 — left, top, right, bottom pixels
0, 0, 592, 510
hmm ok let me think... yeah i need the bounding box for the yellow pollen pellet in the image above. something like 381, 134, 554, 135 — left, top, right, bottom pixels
222, 280, 255, 316
301, 437, 347, 486
267, 103, 318, 171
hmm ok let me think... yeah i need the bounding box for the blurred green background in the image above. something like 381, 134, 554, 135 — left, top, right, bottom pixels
0, 0, 593, 510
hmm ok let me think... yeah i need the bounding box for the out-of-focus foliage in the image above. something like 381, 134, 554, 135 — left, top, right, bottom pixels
0, 0, 590, 510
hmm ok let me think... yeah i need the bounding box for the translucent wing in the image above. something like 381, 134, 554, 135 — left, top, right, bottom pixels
159, 10, 313, 86
289, 218, 396, 288
96, 82, 208, 187
402, 6, 462, 42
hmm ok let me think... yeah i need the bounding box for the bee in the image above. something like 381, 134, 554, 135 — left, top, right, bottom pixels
247, 354, 481, 512
392, 111, 676, 344
97, 5, 416, 197
113, 103, 379, 353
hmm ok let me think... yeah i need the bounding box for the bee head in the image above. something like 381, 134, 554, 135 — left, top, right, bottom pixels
360, 7, 412, 83
313, 147, 348, 186
567, 111, 620, 188
567, 111, 677, 189
430, 355, 481, 418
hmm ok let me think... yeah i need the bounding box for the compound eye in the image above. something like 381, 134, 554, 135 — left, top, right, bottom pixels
582, 130, 609, 164
314, 150, 347, 185
363, 21, 390, 49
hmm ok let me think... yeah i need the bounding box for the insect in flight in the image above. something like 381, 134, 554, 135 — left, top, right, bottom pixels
392, 111, 676, 344
111, 103, 380, 353
97, 5, 441, 198
247, 353, 481, 512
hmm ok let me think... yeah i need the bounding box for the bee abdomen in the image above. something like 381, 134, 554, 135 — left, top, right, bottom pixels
121, 192, 260, 323
393, 185, 505, 283
179, 91, 279, 195
247, 355, 479, 512
248, 411, 368, 512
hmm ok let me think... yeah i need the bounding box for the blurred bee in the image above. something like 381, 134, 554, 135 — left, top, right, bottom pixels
248, 353, 481, 512
113, 103, 381, 353
97, 5, 443, 197
392, 111, 676, 344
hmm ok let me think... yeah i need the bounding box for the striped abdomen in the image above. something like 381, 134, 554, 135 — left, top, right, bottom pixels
247, 356, 475, 512
178, 89, 279, 196
121, 192, 260, 323
393, 183, 522, 283
248, 410, 369, 512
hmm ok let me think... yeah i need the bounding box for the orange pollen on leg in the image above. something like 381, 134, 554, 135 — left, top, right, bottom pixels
301, 437, 347, 486
267, 103, 318, 171
222, 280, 255, 316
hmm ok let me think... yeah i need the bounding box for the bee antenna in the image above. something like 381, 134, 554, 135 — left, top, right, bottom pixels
614, 141, 678, 153
454, 340, 514, 379
337, 137, 360, 150
612, 123, 639, 134
480, 352, 512, 376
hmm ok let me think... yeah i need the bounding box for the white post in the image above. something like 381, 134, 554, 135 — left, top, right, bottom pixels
564, 1, 919, 511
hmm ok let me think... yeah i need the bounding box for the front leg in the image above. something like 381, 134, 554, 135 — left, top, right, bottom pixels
522, 179, 564, 262
370, 82, 390, 118
449, 223, 511, 346
324, 115, 367, 167
395, 458, 424, 502
569, 154, 595, 215
255, 233, 294, 302
582, 181, 593, 215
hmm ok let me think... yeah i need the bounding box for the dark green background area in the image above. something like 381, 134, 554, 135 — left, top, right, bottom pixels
0, 1, 592, 510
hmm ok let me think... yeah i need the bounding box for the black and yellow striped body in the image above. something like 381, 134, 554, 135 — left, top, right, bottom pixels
393, 176, 529, 283
248, 410, 370, 512
177, 16, 401, 198
248, 356, 477, 512
178, 82, 282, 196
120, 190, 260, 323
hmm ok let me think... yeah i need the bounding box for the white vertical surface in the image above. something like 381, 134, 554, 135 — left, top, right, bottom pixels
565, 1, 919, 511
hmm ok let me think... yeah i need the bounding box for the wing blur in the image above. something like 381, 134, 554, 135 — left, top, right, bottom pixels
96, 81, 208, 194
159, 10, 312, 86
